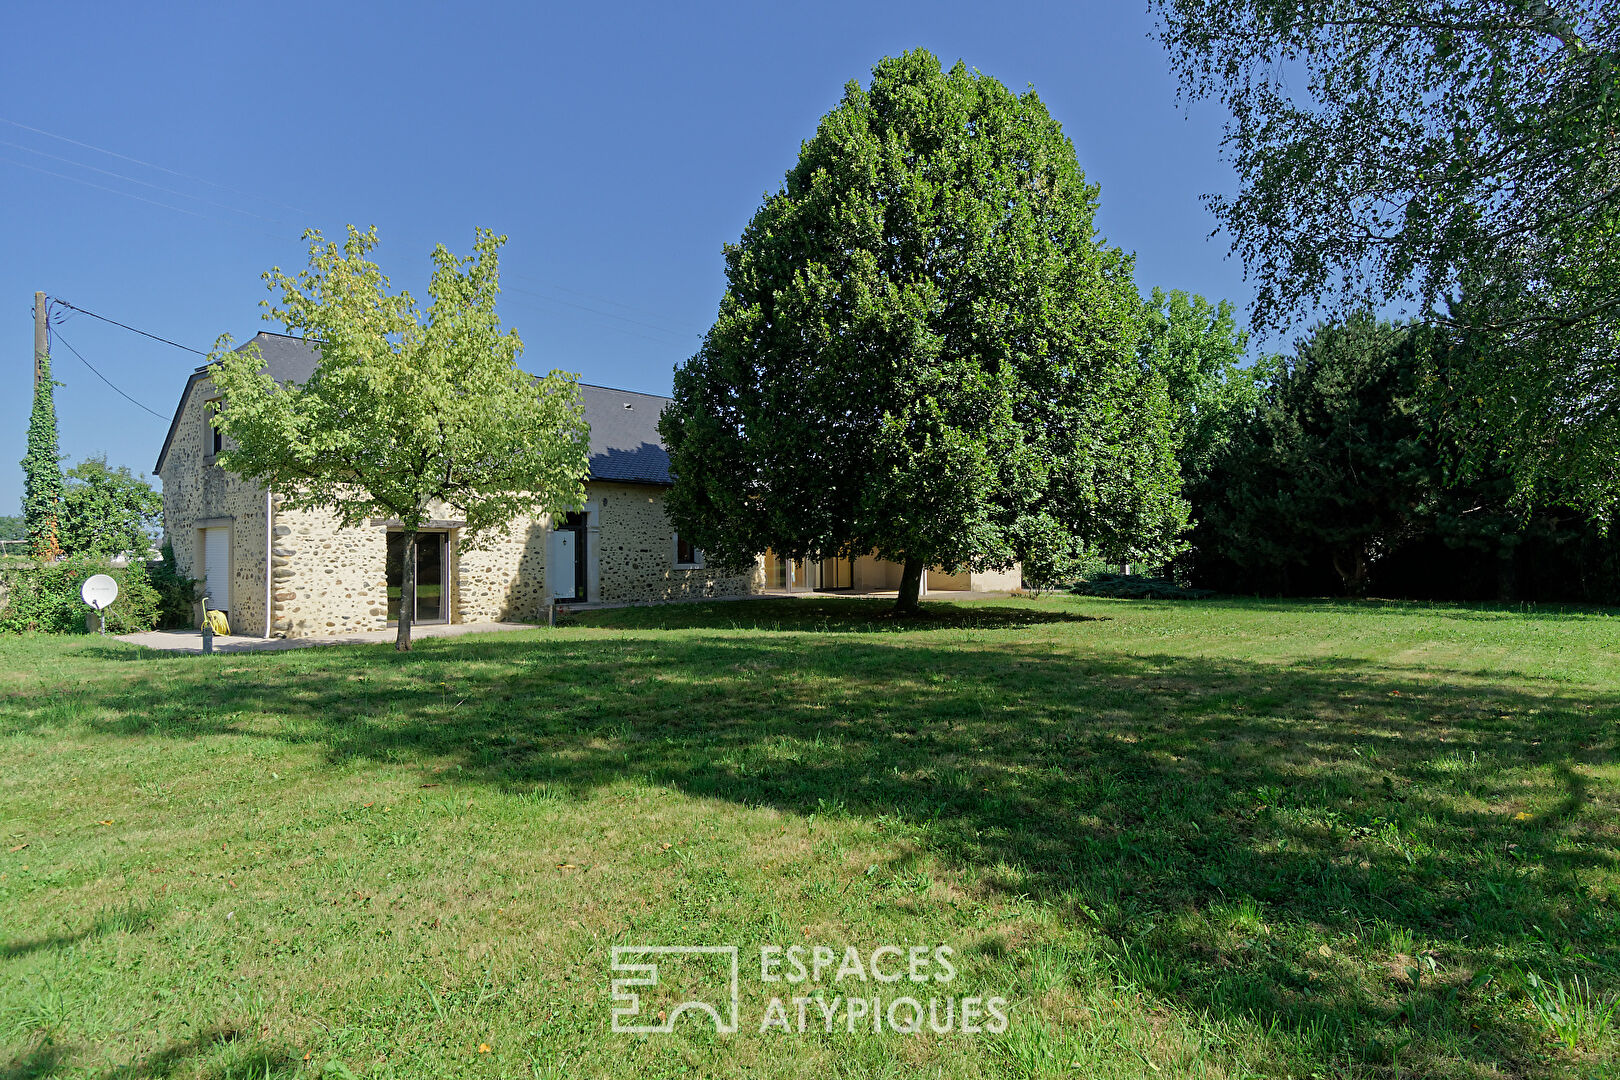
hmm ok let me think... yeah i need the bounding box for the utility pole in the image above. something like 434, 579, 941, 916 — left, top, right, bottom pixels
33, 290, 47, 388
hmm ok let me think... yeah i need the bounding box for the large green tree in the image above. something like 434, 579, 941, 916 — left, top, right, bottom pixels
1151, 0, 1620, 514
21, 353, 63, 561
660, 50, 1187, 610
58, 456, 162, 557
208, 226, 590, 650
1200, 315, 1436, 594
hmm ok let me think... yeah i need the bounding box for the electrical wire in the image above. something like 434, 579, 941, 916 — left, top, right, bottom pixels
0, 155, 207, 220
0, 139, 281, 223
48, 324, 170, 421
0, 116, 309, 215
49, 298, 210, 356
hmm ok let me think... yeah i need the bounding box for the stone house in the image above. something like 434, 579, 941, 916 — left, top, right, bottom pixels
155, 333, 1019, 638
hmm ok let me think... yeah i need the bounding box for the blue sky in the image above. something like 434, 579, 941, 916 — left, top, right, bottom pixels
0, 0, 1249, 514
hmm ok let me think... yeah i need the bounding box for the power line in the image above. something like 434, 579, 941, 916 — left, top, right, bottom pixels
0, 138, 282, 223
503, 283, 700, 342
0, 116, 309, 215
49, 325, 169, 422
50, 297, 210, 356
0, 155, 207, 220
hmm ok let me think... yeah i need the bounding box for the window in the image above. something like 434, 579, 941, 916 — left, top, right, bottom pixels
207, 399, 224, 456
674, 534, 701, 568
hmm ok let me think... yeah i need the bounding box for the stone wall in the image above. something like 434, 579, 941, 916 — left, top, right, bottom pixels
157, 376, 272, 635
270, 507, 391, 636
589, 482, 757, 603
460, 515, 547, 622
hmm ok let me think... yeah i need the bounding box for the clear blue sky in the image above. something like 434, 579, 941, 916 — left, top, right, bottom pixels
0, 0, 1249, 514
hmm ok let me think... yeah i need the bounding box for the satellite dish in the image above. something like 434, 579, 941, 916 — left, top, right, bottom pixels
81, 574, 119, 611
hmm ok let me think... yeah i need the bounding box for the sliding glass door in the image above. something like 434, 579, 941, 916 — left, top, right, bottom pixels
386, 531, 447, 623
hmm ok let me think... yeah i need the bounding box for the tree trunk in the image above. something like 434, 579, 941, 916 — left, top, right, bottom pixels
1332, 548, 1369, 597
895, 557, 924, 615
395, 529, 417, 652
1496, 543, 1518, 602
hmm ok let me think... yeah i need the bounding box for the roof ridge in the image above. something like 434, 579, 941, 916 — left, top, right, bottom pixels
578, 381, 670, 398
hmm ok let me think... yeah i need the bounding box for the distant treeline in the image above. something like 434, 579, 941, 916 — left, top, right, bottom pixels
1146, 295, 1620, 604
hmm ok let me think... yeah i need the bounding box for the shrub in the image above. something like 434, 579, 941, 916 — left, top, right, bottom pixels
149, 543, 199, 628
0, 555, 164, 634
1072, 572, 1215, 600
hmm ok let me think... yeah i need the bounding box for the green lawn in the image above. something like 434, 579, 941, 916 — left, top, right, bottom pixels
2, 596, 1618, 1078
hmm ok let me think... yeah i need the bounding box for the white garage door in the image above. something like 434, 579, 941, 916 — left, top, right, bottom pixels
203, 527, 230, 611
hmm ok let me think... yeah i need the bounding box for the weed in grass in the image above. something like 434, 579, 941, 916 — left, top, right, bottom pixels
1525, 970, 1619, 1050
1027, 945, 1075, 996
93, 898, 164, 936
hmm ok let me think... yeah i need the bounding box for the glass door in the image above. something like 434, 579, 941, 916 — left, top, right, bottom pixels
417, 533, 444, 621
386, 532, 449, 623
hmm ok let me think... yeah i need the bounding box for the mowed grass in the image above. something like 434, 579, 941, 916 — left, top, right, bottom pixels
1, 596, 1618, 1079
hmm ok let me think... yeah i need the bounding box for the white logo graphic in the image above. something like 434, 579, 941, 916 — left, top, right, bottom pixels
611, 945, 740, 1034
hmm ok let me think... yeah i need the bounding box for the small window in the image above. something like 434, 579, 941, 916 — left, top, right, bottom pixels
675, 534, 700, 568
207, 399, 224, 456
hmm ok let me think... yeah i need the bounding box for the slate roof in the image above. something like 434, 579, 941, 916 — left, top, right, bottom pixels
154, 332, 674, 485
578, 383, 673, 485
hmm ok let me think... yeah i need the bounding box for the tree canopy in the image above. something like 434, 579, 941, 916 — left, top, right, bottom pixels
58, 456, 162, 557
1198, 315, 1433, 595
208, 226, 590, 649
1188, 314, 1620, 601
1152, 0, 1620, 514
1139, 287, 1255, 487
660, 50, 1187, 609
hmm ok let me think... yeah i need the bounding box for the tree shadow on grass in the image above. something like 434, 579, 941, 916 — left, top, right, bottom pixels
0, 1045, 65, 1080
564, 596, 1106, 633
1194, 595, 1620, 623
29, 623, 1620, 1076
102, 1028, 294, 1079
1, 900, 167, 962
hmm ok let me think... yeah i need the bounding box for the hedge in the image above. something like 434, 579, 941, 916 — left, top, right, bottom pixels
0, 555, 178, 634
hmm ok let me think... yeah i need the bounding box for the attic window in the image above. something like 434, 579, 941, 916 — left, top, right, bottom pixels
623, 402, 634, 410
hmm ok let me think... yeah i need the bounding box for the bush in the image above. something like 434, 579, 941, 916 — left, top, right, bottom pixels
1072, 572, 1215, 600
0, 555, 164, 634
149, 543, 199, 628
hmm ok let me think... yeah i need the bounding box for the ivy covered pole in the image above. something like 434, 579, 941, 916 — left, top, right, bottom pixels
23, 292, 63, 562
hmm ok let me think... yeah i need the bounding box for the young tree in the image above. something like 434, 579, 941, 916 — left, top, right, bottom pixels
208, 225, 590, 650
21, 352, 63, 561
1138, 287, 1255, 487
660, 50, 1187, 611
58, 456, 163, 557
1151, 0, 1620, 515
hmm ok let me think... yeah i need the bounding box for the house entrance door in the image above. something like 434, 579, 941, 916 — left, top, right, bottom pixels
548, 512, 587, 603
